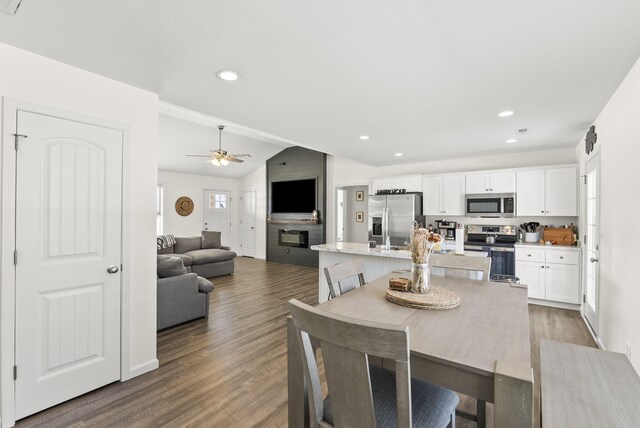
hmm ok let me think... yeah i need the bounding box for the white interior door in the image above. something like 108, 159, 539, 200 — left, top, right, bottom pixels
203, 190, 231, 247
240, 190, 256, 257
14, 110, 122, 419
584, 155, 600, 334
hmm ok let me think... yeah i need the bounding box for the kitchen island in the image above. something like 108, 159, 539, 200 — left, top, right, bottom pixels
311, 242, 487, 303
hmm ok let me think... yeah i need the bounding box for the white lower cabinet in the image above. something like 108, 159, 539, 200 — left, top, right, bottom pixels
516, 247, 581, 305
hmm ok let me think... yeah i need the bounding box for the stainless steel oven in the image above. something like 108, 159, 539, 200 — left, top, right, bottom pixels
464, 224, 517, 278
465, 193, 516, 218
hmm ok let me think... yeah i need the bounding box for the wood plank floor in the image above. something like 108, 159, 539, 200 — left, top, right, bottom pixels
16, 257, 595, 427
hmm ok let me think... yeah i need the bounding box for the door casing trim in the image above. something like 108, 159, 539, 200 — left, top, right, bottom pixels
1, 97, 132, 426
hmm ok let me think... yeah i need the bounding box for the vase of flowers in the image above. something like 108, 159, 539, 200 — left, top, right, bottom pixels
409, 227, 442, 294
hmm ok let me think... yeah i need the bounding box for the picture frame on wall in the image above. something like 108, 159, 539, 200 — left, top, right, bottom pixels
356, 190, 364, 201
356, 211, 364, 222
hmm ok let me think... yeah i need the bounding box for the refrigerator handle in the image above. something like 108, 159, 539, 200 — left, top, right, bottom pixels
383, 207, 387, 241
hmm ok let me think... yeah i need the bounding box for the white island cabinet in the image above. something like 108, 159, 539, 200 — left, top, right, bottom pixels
515, 244, 581, 309
312, 243, 487, 303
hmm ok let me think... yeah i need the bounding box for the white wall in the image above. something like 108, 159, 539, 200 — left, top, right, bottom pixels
0, 40, 159, 417
240, 164, 267, 259
342, 186, 369, 243
576, 56, 640, 372
158, 170, 241, 251
326, 147, 577, 244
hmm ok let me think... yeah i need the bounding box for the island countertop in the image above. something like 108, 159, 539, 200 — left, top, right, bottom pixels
311, 242, 412, 259
312, 242, 488, 303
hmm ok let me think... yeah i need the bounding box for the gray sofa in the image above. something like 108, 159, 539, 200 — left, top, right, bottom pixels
157, 255, 215, 330
157, 234, 237, 278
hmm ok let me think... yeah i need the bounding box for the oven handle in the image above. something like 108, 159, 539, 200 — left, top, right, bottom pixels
490, 247, 515, 253
464, 245, 485, 251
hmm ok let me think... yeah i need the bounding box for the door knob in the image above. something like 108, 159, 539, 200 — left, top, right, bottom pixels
590, 258, 599, 263
107, 265, 119, 274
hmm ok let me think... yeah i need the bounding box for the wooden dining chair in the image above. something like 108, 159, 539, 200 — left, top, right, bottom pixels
429, 254, 492, 281
323, 259, 366, 299
288, 299, 458, 428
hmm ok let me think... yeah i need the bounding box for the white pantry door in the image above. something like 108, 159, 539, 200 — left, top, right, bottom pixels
203, 190, 231, 247
14, 111, 122, 419
240, 190, 256, 257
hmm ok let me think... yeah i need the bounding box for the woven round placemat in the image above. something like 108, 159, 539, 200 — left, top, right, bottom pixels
386, 287, 460, 310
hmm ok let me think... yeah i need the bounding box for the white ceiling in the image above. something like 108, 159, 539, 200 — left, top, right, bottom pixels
159, 113, 287, 179
2, 1, 640, 166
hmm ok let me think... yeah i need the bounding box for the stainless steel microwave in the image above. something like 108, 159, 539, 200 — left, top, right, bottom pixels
465, 193, 516, 218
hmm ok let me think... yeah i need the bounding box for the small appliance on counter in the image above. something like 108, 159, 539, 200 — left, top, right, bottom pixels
435, 219, 457, 240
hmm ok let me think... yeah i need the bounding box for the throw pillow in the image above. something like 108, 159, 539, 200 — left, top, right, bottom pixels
202, 230, 222, 249
157, 255, 187, 278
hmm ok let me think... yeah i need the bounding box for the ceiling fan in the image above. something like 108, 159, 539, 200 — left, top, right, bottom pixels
186, 125, 251, 166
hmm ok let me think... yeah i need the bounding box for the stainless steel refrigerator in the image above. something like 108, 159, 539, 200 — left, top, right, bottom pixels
368, 194, 424, 247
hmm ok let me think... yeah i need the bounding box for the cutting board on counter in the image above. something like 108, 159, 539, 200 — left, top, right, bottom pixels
543, 228, 574, 246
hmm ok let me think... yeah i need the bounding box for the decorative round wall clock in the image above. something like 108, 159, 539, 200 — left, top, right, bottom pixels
175, 196, 194, 216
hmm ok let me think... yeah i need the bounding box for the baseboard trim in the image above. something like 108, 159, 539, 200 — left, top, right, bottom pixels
528, 298, 580, 311
121, 358, 159, 381
581, 315, 605, 349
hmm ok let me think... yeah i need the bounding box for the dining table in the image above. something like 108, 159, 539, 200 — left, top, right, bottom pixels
287, 273, 534, 428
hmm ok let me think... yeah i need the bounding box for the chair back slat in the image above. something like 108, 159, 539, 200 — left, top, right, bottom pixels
324, 259, 367, 299
289, 299, 412, 428
321, 342, 377, 427
429, 253, 491, 281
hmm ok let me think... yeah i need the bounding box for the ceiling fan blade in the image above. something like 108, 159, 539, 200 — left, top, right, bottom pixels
226, 157, 245, 163
228, 154, 252, 158
186, 154, 214, 158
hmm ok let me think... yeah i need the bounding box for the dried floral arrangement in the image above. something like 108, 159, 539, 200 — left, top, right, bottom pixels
410, 228, 442, 264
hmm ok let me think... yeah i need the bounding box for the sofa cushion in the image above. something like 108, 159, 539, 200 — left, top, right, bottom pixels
197, 277, 214, 293
157, 255, 187, 278
171, 253, 194, 267
202, 230, 222, 249
157, 246, 174, 255
185, 249, 237, 264
174, 236, 202, 254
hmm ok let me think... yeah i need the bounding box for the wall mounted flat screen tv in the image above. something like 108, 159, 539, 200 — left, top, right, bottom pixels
271, 178, 317, 213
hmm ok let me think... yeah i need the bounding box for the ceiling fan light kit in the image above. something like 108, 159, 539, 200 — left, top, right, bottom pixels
186, 125, 251, 167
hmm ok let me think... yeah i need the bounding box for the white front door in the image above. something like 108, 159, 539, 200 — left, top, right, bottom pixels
203, 190, 231, 248
584, 155, 600, 334
240, 190, 256, 257
14, 110, 122, 419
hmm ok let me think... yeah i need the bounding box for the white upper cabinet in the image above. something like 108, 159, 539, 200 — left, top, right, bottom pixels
517, 166, 577, 216
490, 171, 516, 193
517, 170, 546, 215
422, 174, 465, 216
545, 167, 578, 216
466, 171, 515, 194
371, 174, 422, 194
442, 175, 465, 215
423, 176, 443, 215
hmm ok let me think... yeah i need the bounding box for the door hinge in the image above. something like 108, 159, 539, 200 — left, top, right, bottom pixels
583, 294, 586, 303
583, 235, 587, 244
13, 365, 17, 380
13, 133, 28, 151
13, 250, 18, 266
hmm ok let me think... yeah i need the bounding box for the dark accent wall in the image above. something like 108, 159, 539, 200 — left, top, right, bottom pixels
266, 147, 327, 267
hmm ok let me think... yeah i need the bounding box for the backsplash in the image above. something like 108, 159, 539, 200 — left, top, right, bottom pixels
425, 215, 578, 232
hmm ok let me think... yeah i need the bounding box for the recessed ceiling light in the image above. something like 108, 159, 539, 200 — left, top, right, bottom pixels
498, 110, 514, 117
359, 135, 370, 140
216, 70, 240, 81
506, 139, 517, 143
394, 153, 403, 157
